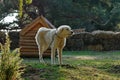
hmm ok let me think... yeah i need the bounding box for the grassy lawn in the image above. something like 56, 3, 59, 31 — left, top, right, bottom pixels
23, 51, 120, 80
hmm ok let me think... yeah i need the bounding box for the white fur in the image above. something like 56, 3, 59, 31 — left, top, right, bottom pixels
35, 25, 73, 65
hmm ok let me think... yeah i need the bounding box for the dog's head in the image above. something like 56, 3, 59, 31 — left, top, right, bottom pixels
57, 25, 74, 38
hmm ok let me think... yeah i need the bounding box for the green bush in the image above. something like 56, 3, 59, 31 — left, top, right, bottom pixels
0, 34, 24, 80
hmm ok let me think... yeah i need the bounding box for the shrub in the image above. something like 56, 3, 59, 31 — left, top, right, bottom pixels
0, 34, 24, 80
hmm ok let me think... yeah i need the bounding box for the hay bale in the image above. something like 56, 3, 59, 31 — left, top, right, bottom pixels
92, 30, 116, 50
71, 32, 87, 39
65, 39, 84, 50
87, 44, 103, 51
82, 32, 94, 45
92, 30, 115, 39
65, 30, 120, 51
114, 32, 120, 39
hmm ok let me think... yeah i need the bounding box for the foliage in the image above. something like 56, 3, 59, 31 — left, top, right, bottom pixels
0, 34, 24, 80
25, 0, 32, 4
19, 0, 23, 18
0, 0, 18, 20
0, 0, 19, 30
0, 0, 120, 31
19, 0, 32, 17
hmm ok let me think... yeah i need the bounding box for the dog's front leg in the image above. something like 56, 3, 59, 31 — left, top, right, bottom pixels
57, 48, 62, 65
51, 47, 56, 64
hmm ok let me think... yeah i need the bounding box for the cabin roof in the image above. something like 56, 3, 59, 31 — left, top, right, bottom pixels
21, 15, 55, 35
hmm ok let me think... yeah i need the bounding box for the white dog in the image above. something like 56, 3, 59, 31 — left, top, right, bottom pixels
35, 25, 73, 65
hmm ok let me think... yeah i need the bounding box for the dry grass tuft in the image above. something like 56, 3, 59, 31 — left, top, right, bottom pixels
0, 34, 24, 80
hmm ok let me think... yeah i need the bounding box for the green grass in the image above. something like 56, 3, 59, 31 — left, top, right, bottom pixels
63, 50, 120, 56
23, 51, 120, 80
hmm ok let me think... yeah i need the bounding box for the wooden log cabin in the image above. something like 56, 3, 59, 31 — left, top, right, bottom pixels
20, 16, 55, 57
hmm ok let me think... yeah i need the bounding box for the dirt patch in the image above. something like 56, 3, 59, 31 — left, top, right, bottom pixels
56, 64, 78, 69
22, 64, 79, 80
22, 65, 44, 80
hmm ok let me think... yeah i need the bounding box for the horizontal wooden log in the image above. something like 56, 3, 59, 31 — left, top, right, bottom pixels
20, 47, 51, 51
20, 51, 50, 54
20, 52, 51, 58
20, 36, 36, 40
20, 18, 45, 36
20, 48, 38, 52
20, 46, 38, 49
19, 42, 36, 46
20, 40, 36, 43
20, 49, 51, 53
20, 33, 36, 37
20, 42, 37, 46
21, 30, 38, 37
21, 26, 41, 36
24, 34, 36, 37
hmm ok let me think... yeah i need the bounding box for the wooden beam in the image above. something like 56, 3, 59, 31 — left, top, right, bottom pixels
20, 42, 37, 46
20, 52, 50, 57
20, 40, 36, 43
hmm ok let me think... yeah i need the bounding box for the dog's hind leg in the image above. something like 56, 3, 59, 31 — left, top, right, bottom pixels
38, 44, 49, 63
38, 46, 45, 63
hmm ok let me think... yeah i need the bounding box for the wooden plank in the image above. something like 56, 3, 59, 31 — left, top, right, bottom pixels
20, 40, 36, 43
22, 35, 35, 37
20, 44, 37, 47
20, 46, 38, 49
20, 52, 50, 57
20, 51, 50, 54
20, 42, 37, 46
20, 48, 38, 51
20, 50, 38, 52
20, 47, 51, 50
20, 47, 51, 53
20, 48, 51, 52
19, 42, 37, 47
21, 17, 41, 35
20, 37, 35, 40
29, 25, 41, 31
25, 32, 37, 36
40, 16, 49, 28
20, 25, 30, 35
21, 16, 49, 36
20, 38, 35, 41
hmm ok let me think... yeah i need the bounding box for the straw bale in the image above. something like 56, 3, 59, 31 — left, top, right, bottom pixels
65, 30, 120, 51
87, 44, 103, 51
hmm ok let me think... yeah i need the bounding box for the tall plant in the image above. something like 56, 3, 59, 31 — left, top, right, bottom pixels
0, 34, 24, 80
19, 0, 32, 17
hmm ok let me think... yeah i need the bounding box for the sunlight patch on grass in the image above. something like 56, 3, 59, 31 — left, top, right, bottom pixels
63, 51, 120, 60
63, 55, 97, 60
